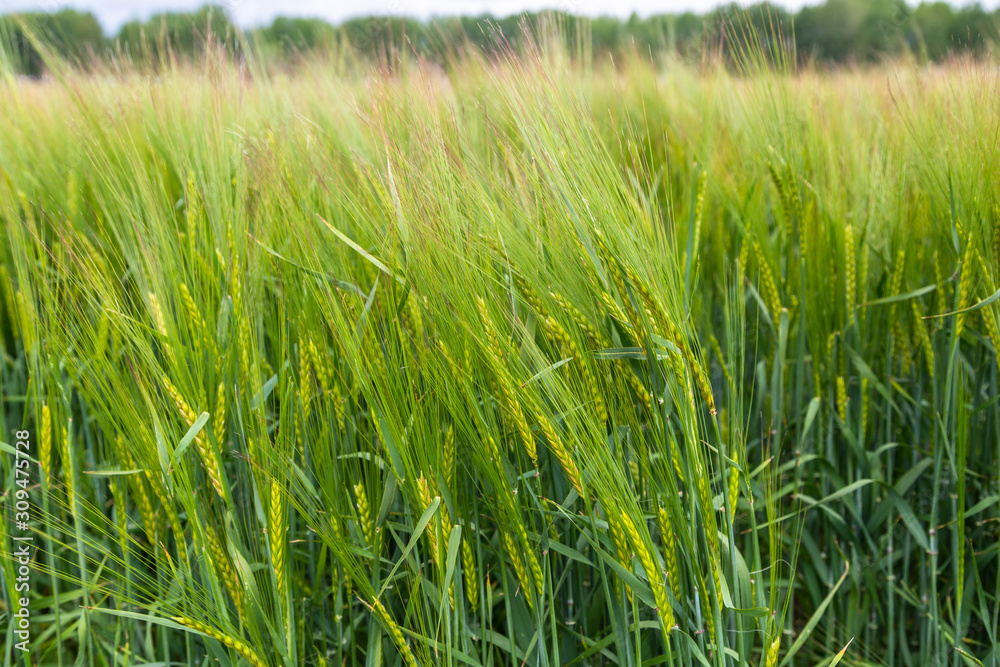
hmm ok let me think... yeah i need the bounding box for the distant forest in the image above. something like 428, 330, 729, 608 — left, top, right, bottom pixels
1, 1, 998, 75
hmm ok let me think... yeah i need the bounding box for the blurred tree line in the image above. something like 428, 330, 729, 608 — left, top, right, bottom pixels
1, 0, 997, 75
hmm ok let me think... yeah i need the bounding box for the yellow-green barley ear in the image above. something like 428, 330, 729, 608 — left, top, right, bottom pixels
354, 481, 376, 549
443, 425, 455, 488
657, 506, 682, 601
533, 406, 584, 496
545, 315, 607, 424
416, 475, 441, 568
461, 534, 479, 608
179, 283, 203, 338
836, 376, 848, 423
173, 616, 266, 667
163, 376, 225, 499
16, 290, 34, 351
912, 300, 934, 378
204, 526, 244, 614
269, 479, 287, 604
500, 528, 535, 610
0, 266, 18, 339
39, 403, 52, 485
369, 599, 419, 667
845, 223, 856, 326
956, 235, 976, 338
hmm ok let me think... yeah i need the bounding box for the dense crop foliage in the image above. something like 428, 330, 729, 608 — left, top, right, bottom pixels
1, 27, 999, 667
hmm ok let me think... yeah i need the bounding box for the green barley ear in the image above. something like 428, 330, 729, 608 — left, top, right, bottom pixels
933, 249, 948, 323
269, 479, 287, 603
912, 300, 934, 378
461, 534, 479, 608
709, 333, 734, 392
753, 241, 782, 322
0, 266, 18, 339
836, 376, 848, 422
621, 512, 674, 631
39, 403, 52, 485
443, 425, 455, 488
514, 516, 544, 594
533, 404, 584, 496
845, 223, 856, 326
214, 383, 226, 445
692, 169, 707, 254
15, 290, 33, 350
179, 283, 204, 337
173, 616, 266, 667
476, 296, 504, 352
500, 528, 535, 609
148, 290, 168, 337
60, 424, 73, 502
544, 315, 607, 423
982, 307, 1000, 356
204, 526, 244, 614
656, 506, 682, 601
298, 340, 313, 422
416, 475, 441, 568
354, 481, 375, 549
550, 290, 604, 346
307, 336, 331, 396
956, 235, 976, 338
861, 377, 871, 440
606, 513, 631, 600
766, 160, 790, 230
369, 599, 418, 667
764, 634, 781, 667
163, 376, 225, 499
512, 271, 550, 320
728, 465, 740, 523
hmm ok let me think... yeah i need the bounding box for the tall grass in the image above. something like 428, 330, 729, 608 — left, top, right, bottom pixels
1, 23, 998, 667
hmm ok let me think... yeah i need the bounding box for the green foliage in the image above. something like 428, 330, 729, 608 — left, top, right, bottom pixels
1, 1, 1000, 76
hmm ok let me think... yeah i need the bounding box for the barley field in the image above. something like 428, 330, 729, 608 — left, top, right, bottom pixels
1, 26, 999, 667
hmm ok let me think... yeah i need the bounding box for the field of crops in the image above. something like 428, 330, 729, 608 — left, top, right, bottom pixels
1, 28, 999, 667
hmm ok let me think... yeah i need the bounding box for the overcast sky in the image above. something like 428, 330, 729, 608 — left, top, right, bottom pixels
1, 0, 997, 33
